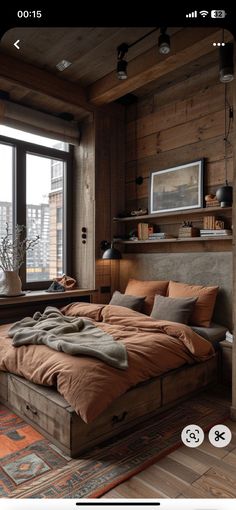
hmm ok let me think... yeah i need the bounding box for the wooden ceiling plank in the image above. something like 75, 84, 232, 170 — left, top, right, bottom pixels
0, 52, 93, 113
88, 28, 230, 105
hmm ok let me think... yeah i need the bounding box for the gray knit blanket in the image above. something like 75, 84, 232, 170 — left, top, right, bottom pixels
8, 306, 128, 370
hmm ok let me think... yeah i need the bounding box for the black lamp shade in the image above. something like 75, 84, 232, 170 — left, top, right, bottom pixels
102, 246, 122, 260
216, 183, 233, 207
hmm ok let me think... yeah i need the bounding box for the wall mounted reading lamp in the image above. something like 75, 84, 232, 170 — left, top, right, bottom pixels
100, 240, 122, 260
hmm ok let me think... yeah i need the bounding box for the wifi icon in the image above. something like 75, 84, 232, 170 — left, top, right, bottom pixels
200, 10, 209, 17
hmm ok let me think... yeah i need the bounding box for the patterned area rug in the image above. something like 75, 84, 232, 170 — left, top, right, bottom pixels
0, 394, 229, 498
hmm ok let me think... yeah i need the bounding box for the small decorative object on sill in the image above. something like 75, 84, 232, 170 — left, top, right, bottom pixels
46, 281, 65, 293
0, 223, 39, 297
178, 221, 199, 238
46, 274, 77, 293
55, 274, 76, 290
205, 194, 220, 208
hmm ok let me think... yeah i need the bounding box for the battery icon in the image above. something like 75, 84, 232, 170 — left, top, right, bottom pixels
211, 10, 226, 18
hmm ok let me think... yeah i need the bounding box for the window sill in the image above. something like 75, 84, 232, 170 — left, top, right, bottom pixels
0, 288, 97, 307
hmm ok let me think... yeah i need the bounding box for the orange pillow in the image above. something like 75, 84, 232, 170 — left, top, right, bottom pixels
168, 280, 219, 327
124, 278, 169, 315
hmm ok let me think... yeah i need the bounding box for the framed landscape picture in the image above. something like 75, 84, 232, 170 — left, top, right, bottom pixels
150, 159, 204, 214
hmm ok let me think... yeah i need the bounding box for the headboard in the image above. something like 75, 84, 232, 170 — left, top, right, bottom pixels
119, 252, 232, 329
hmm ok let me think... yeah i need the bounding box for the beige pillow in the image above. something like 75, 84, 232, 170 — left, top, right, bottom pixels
125, 279, 169, 315
168, 280, 219, 327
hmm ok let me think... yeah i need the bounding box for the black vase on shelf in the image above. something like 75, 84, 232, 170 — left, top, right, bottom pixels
216, 181, 233, 207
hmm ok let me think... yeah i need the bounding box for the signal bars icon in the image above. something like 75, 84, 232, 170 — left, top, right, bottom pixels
186, 11, 197, 18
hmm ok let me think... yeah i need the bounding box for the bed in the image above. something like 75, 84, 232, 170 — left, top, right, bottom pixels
0, 301, 225, 457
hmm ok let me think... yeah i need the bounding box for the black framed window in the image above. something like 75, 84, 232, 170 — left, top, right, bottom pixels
0, 133, 73, 290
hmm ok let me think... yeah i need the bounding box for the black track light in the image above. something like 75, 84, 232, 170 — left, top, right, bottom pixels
117, 43, 128, 80
158, 27, 170, 55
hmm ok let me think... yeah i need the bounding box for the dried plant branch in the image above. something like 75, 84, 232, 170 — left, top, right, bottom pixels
0, 223, 40, 271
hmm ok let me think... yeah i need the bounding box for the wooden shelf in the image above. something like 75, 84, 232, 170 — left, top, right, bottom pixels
118, 236, 232, 245
113, 206, 232, 222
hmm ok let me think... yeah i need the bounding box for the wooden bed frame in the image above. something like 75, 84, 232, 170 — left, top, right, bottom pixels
0, 354, 218, 457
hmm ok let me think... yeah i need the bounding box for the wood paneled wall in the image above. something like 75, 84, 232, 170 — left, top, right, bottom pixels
94, 107, 125, 303
125, 66, 234, 214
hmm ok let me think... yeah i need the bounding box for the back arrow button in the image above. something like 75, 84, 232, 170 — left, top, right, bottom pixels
14, 40, 20, 50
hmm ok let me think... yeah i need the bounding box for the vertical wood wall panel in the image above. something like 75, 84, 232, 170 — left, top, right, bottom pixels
73, 115, 95, 290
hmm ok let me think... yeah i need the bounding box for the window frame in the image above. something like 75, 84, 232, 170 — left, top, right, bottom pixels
0, 134, 73, 290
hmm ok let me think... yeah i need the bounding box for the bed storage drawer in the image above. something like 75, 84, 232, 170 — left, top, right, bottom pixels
7, 373, 162, 457
162, 355, 218, 405
8, 374, 73, 450
0, 371, 8, 402
70, 377, 162, 455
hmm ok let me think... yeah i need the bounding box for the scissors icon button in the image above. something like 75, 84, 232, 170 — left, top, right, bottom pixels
209, 425, 232, 448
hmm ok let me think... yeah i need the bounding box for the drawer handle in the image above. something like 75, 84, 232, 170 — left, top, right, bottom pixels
112, 411, 127, 425
25, 404, 38, 415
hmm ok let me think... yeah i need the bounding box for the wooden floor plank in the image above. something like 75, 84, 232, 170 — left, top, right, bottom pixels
135, 464, 187, 497
107, 477, 166, 498
102, 488, 126, 498
193, 467, 236, 498
177, 484, 215, 499
155, 456, 200, 483
222, 447, 236, 467
168, 448, 209, 475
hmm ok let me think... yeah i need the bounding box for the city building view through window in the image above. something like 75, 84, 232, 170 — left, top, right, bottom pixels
26, 154, 65, 282
0, 127, 67, 283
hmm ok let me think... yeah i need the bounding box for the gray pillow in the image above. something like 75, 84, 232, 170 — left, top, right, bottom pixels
109, 291, 145, 312
151, 295, 197, 324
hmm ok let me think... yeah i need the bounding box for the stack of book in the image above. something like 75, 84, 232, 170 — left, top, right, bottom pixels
206, 199, 220, 207
203, 216, 216, 229
200, 229, 232, 237
137, 223, 149, 240
148, 232, 176, 240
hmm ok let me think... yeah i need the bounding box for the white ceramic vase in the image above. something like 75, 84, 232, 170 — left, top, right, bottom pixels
0, 270, 22, 297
